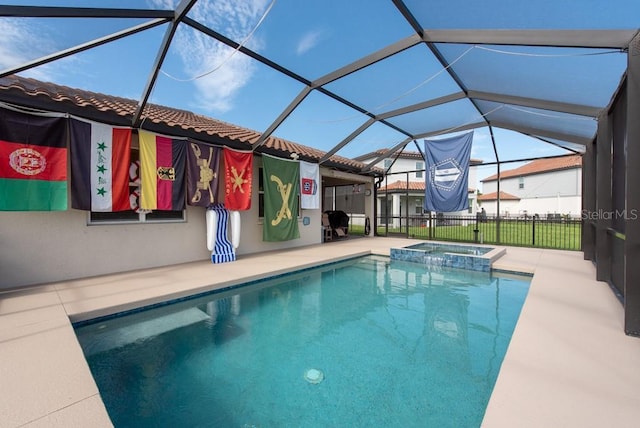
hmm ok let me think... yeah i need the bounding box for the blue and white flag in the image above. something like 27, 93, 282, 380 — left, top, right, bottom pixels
424, 132, 473, 212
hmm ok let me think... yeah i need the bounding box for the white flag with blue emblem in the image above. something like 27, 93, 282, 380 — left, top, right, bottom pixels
299, 160, 320, 209
424, 132, 473, 212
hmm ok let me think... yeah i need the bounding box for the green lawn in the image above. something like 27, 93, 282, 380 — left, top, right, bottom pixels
366, 220, 582, 251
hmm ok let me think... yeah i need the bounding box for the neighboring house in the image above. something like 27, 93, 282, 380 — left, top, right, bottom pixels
354, 149, 482, 224
0, 75, 378, 289
476, 191, 521, 217
479, 155, 582, 217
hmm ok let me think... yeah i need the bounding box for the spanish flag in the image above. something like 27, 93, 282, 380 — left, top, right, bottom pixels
139, 130, 186, 211
0, 108, 68, 211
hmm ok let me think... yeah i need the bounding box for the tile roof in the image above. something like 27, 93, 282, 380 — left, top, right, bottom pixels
477, 191, 521, 201
378, 180, 475, 193
0, 75, 377, 175
354, 149, 423, 161
481, 155, 582, 182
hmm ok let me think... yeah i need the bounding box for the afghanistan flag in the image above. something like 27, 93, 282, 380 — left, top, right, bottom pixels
187, 140, 221, 207
70, 118, 131, 211
0, 108, 68, 211
139, 130, 186, 211
223, 147, 252, 211
262, 154, 300, 242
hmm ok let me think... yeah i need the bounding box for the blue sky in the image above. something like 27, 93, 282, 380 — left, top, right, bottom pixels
0, 0, 633, 186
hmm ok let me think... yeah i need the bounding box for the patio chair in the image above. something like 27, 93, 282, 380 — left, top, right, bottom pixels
322, 213, 333, 241
324, 210, 349, 238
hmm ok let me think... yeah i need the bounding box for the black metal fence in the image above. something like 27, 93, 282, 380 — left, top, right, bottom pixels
377, 214, 582, 251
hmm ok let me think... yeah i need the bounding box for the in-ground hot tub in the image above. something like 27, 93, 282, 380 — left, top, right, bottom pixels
390, 242, 506, 272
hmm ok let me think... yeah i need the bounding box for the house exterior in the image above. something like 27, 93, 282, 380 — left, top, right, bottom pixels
0, 75, 378, 290
476, 191, 521, 217
479, 155, 582, 217
354, 149, 482, 225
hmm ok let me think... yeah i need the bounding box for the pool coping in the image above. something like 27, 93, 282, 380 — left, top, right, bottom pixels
2, 237, 640, 427
390, 241, 506, 272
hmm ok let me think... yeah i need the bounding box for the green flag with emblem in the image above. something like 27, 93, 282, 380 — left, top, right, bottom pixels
262, 154, 300, 242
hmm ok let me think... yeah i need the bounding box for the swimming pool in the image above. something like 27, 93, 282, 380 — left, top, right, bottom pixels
74, 255, 530, 427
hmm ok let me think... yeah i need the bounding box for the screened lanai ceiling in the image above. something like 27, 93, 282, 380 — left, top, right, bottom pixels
0, 0, 638, 169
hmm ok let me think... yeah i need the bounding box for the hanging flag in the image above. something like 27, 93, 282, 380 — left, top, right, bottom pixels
187, 140, 220, 207
0, 108, 68, 211
299, 160, 320, 209
70, 119, 131, 211
139, 130, 186, 211
423, 131, 473, 212
262, 154, 300, 242
223, 147, 252, 211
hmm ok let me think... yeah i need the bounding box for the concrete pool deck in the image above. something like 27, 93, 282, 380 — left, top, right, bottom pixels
1, 237, 640, 427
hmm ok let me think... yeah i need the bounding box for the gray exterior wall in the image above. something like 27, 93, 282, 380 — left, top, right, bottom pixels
1, 160, 373, 290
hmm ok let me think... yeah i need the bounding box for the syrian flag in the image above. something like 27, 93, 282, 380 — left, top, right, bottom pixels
70, 119, 132, 211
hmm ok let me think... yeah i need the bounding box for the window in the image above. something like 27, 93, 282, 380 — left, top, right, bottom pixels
89, 144, 185, 224
90, 209, 185, 224
415, 197, 423, 214
468, 198, 473, 213
518, 176, 524, 189
416, 161, 424, 178
383, 159, 392, 169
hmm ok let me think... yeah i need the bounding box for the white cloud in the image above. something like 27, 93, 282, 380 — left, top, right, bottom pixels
151, 0, 270, 113
0, 19, 60, 81
470, 130, 491, 158
296, 30, 323, 55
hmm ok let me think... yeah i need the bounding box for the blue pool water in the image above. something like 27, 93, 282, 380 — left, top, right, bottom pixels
74, 255, 530, 428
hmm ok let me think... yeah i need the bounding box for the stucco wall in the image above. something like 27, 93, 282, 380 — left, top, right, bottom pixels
1, 162, 372, 290
0, 206, 210, 289
476, 199, 521, 216
480, 168, 582, 216
482, 168, 581, 198
516, 195, 582, 217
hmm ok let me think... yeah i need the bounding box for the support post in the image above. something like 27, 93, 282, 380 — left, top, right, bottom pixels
489, 126, 500, 244
595, 112, 612, 282
582, 139, 596, 260
624, 35, 640, 335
